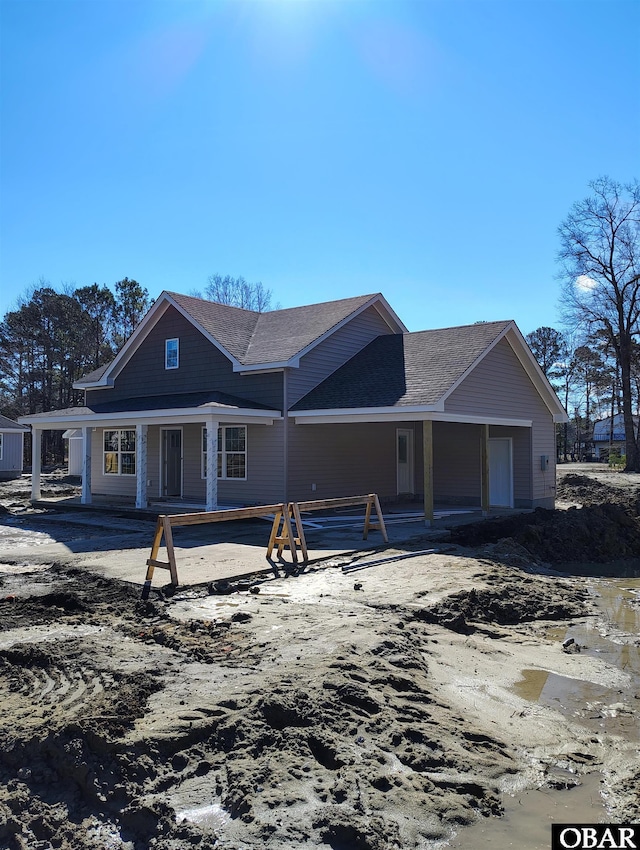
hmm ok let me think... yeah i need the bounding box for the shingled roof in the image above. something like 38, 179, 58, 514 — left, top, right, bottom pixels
292, 320, 513, 410
168, 291, 382, 366
0, 414, 29, 431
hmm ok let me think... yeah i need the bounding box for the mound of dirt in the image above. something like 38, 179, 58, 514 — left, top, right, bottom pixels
451, 503, 640, 563
556, 473, 640, 510
413, 576, 587, 634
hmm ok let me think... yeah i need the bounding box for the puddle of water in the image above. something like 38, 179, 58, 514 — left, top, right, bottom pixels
515, 578, 640, 741
445, 772, 605, 850
513, 667, 637, 740
447, 576, 639, 850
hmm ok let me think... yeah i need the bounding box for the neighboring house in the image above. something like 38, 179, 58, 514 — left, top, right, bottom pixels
0, 414, 29, 480
19, 291, 567, 518
591, 414, 639, 461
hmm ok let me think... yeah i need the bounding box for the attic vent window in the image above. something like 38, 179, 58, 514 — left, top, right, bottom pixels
165, 338, 179, 369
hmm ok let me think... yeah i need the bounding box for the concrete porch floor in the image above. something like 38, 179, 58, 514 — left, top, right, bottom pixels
1, 493, 533, 593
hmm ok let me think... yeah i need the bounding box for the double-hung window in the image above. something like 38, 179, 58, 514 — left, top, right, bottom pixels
165, 338, 179, 369
202, 425, 247, 480
103, 429, 136, 475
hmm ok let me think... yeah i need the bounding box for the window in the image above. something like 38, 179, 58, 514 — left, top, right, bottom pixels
202, 425, 246, 480
103, 429, 136, 475
165, 338, 179, 369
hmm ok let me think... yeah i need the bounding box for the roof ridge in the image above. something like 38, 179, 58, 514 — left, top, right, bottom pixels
405, 319, 513, 335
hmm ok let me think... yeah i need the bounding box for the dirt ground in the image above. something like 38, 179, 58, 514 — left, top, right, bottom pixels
0, 466, 638, 850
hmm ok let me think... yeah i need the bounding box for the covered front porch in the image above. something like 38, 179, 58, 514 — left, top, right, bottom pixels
21, 401, 281, 511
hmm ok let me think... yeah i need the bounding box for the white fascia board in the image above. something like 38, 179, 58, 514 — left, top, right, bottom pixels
236, 363, 290, 374
233, 294, 408, 373
20, 407, 281, 429
292, 408, 532, 427
375, 293, 409, 333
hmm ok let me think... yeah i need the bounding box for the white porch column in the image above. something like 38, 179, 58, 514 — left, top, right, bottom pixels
136, 424, 148, 509
205, 418, 218, 511
81, 426, 92, 505
481, 424, 490, 517
31, 427, 42, 502
422, 420, 434, 527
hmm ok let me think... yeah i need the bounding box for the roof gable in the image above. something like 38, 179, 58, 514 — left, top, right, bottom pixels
292, 320, 567, 421
0, 414, 29, 432
75, 291, 406, 388
292, 321, 514, 410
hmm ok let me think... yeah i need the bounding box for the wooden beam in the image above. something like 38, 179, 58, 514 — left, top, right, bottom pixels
167, 504, 285, 527
294, 494, 381, 512
423, 420, 433, 526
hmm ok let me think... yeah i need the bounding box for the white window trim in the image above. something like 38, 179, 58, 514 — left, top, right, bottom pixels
103, 428, 137, 476
0, 433, 3, 461
202, 425, 247, 481
165, 338, 179, 370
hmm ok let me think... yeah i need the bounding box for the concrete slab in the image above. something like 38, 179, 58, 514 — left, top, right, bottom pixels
0, 500, 530, 591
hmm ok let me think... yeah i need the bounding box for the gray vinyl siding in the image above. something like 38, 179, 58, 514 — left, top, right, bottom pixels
86, 307, 283, 410
287, 421, 402, 502
0, 431, 24, 478
431, 422, 482, 505
147, 427, 160, 498
431, 423, 531, 507
224, 421, 284, 506
287, 307, 395, 407
182, 423, 203, 498
182, 422, 285, 506
91, 429, 137, 499
288, 419, 535, 508
90, 422, 284, 506
445, 338, 556, 507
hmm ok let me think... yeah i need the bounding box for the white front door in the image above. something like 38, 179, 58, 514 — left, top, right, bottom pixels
396, 428, 415, 495
489, 438, 513, 507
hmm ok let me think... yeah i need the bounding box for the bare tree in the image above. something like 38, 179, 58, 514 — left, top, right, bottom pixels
193, 274, 277, 312
559, 176, 640, 470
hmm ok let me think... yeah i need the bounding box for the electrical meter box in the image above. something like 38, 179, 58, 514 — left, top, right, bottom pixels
540, 455, 549, 471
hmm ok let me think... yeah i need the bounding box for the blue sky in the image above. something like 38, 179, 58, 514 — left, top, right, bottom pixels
1, 0, 638, 336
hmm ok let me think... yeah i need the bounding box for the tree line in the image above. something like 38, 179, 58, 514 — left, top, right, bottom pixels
525, 324, 640, 463
0, 278, 151, 462
0, 275, 274, 465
